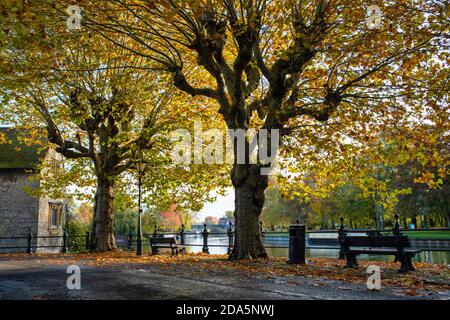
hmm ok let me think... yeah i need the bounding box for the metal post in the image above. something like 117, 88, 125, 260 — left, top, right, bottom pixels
423, 207, 429, 229
393, 213, 401, 235
152, 225, 159, 254
202, 223, 209, 254
338, 217, 346, 259
287, 220, 306, 264
180, 224, 185, 245
26, 228, 32, 254
392, 214, 402, 263
62, 229, 68, 254
227, 222, 234, 255
127, 230, 134, 250
85, 231, 90, 250
136, 174, 143, 256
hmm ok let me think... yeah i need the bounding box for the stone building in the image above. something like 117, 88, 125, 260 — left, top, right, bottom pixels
0, 127, 66, 252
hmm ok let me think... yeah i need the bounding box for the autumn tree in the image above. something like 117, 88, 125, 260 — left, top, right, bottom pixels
224, 210, 234, 219
261, 185, 302, 227
75, 202, 94, 225
1, 1, 231, 251
4, 1, 447, 257
75, 0, 450, 259
5, 39, 180, 250
282, 130, 450, 229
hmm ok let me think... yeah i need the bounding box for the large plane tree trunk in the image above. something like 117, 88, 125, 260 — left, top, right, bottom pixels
91, 175, 117, 252
230, 163, 269, 260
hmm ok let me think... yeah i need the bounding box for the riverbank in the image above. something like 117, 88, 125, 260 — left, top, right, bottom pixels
0, 252, 448, 300
264, 230, 450, 239
173, 235, 450, 264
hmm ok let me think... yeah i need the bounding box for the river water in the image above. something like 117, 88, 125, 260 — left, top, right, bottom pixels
181, 236, 450, 265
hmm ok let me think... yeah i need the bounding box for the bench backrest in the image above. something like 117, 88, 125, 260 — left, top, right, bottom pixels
150, 237, 176, 245
343, 235, 410, 248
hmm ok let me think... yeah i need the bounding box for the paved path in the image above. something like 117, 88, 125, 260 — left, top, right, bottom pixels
0, 260, 448, 300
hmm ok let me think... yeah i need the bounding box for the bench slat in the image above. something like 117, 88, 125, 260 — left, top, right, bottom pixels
150, 238, 175, 244
349, 246, 420, 253
349, 247, 398, 252
343, 236, 411, 248
153, 245, 178, 248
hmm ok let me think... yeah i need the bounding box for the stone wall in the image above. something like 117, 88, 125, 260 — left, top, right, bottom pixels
36, 149, 65, 253
0, 149, 66, 253
0, 169, 40, 252
36, 196, 64, 253
0, 173, 64, 253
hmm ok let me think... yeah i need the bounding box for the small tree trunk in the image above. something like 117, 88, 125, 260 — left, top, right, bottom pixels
412, 216, 417, 229
91, 176, 117, 252
229, 164, 268, 260
375, 203, 384, 230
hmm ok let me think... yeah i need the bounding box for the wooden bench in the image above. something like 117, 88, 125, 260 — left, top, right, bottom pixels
338, 215, 421, 273
150, 237, 180, 255
340, 235, 421, 272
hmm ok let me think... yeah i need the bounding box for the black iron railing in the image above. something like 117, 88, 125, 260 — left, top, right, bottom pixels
125, 222, 450, 252
1, 221, 449, 254
0, 229, 90, 253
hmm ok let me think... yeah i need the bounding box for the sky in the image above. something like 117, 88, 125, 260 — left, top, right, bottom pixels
196, 188, 234, 222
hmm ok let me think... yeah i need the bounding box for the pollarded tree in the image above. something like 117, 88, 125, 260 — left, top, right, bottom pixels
4, 38, 180, 251
81, 0, 448, 259
0, 2, 231, 251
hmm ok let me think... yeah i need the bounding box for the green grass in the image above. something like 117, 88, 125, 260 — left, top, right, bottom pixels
400, 231, 450, 240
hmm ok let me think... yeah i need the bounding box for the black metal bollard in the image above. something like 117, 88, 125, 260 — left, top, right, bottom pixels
202, 224, 209, 254
227, 222, 234, 255
62, 229, 68, 254
180, 224, 185, 245
287, 219, 306, 264
127, 230, 134, 250
393, 214, 403, 263
26, 229, 32, 254
393, 213, 402, 235
85, 231, 90, 250
338, 217, 346, 260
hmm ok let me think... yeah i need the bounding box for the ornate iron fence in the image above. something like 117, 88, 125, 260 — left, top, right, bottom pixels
0, 223, 449, 254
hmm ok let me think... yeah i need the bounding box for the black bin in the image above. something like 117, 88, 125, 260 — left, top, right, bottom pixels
287, 223, 306, 264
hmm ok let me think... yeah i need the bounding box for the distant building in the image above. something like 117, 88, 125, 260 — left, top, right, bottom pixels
0, 128, 67, 252
205, 216, 219, 225
218, 217, 234, 226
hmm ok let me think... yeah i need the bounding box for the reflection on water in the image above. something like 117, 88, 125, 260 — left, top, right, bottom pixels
182, 236, 450, 265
